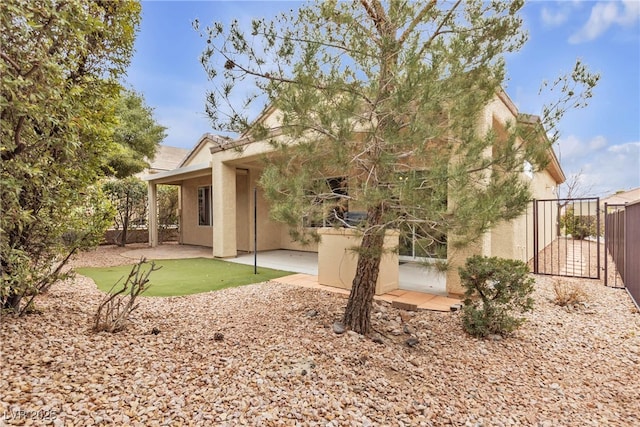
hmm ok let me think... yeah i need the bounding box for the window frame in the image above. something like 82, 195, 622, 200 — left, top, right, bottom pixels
523, 160, 534, 179
197, 186, 212, 226
303, 176, 349, 228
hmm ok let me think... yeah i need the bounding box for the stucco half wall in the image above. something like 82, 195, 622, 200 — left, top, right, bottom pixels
317, 228, 399, 295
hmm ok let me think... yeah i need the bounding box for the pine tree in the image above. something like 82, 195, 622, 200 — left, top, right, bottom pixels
198, 0, 598, 334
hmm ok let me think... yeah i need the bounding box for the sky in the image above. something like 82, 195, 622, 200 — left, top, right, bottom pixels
124, 0, 640, 197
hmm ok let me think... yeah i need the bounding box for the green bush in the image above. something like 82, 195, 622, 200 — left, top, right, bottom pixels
560, 206, 597, 240
459, 255, 534, 338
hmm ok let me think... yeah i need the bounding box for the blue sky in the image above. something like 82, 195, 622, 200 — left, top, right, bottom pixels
124, 1, 640, 197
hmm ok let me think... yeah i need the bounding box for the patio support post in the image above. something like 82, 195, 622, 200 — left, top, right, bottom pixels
148, 181, 158, 247
213, 159, 237, 257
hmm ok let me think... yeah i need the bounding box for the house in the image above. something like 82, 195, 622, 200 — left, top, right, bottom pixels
137, 144, 190, 177
144, 90, 564, 296
601, 187, 640, 208
104, 144, 190, 244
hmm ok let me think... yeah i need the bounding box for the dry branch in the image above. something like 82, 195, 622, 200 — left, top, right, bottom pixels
93, 258, 161, 333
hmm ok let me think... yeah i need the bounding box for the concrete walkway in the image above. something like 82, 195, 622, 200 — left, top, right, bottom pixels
559, 244, 586, 276
276, 273, 461, 312
121, 244, 459, 312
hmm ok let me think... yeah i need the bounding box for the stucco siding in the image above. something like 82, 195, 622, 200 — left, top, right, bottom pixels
530, 169, 560, 250
181, 176, 214, 247
252, 173, 283, 251
280, 228, 319, 252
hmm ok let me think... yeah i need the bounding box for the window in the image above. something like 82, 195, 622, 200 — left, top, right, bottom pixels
394, 170, 448, 261
198, 186, 212, 226
303, 177, 348, 227
523, 161, 534, 179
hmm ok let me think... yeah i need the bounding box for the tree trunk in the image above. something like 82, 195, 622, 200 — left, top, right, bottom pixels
2, 293, 22, 312
342, 204, 385, 335
120, 192, 130, 247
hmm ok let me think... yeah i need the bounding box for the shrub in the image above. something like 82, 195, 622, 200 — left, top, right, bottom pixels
93, 258, 160, 333
158, 185, 179, 243
560, 206, 597, 240
552, 279, 588, 307
103, 177, 147, 247
459, 255, 535, 338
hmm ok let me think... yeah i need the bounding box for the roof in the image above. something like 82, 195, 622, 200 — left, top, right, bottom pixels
515, 112, 565, 184
180, 133, 230, 167
143, 162, 211, 185
148, 145, 190, 172
601, 187, 640, 205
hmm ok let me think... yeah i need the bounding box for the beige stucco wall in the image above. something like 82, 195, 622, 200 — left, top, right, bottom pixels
279, 229, 319, 252
530, 169, 560, 252
446, 238, 484, 296
183, 142, 213, 167
317, 228, 398, 295
412, 174, 557, 291
180, 175, 214, 247
236, 171, 251, 252
251, 171, 284, 252
445, 92, 565, 296
480, 93, 518, 135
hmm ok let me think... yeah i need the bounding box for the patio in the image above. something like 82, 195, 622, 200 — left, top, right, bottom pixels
121, 244, 460, 312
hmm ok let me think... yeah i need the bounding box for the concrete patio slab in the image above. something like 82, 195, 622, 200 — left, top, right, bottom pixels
276, 273, 460, 312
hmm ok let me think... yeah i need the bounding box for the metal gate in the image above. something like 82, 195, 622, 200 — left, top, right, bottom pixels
532, 198, 600, 279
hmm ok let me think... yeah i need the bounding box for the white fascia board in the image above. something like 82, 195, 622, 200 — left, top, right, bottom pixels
142, 162, 210, 182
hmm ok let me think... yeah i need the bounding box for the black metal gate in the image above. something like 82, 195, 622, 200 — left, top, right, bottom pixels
532, 198, 600, 279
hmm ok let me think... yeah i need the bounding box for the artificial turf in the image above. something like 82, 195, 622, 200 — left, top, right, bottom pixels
75, 258, 292, 297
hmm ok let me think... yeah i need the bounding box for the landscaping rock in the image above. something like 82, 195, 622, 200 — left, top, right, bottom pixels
371, 333, 384, 345
332, 321, 346, 335
1, 244, 636, 426
406, 337, 419, 347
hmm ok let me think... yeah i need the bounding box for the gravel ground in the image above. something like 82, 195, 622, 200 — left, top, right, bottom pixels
1, 246, 639, 426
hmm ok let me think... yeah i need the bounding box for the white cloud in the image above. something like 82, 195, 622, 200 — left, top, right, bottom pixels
620, 0, 640, 25
541, 6, 569, 27
558, 138, 640, 196
557, 135, 583, 159
556, 134, 607, 160
569, 1, 640, 44
608, 140, 640, 153
588, 135, 608, 151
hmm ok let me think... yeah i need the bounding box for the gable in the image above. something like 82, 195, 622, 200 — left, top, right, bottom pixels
180, 133, 229, 167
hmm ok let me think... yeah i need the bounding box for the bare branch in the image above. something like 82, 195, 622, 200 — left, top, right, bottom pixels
0, 51, 22, 73
93, 258, 161, 333
398, 0, 436, 45
417, 0, 463, 58
1, 117, 26, 161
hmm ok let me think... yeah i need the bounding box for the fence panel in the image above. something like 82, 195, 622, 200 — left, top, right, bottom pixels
604, 204, 625, 288
623, 202, 640, 307
533, 198, 600, 280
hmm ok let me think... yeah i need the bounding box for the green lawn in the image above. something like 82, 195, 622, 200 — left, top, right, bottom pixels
76, 258, 292, 297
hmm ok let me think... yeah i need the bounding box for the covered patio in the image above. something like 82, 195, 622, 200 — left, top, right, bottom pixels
121, 244, 460, 312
